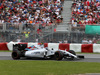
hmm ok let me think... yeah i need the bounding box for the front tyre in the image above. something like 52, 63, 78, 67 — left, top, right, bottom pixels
68, 50, 76, 55
68, 50, 76, 60
55, 51, 64, 60
12, 51, 21, 60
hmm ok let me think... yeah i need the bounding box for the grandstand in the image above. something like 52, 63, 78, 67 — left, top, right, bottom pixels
0, 0, 100, 43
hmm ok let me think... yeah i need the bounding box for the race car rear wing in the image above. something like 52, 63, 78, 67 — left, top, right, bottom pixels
13, 44, 27, 51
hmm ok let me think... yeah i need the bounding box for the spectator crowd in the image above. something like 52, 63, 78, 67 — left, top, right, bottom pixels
71, 0, 100, 27
0, 0, 63, 28
82, 37, 100, 44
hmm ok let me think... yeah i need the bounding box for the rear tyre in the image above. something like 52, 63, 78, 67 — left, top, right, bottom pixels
12, 51, 21, 60
55, 51, 64, 60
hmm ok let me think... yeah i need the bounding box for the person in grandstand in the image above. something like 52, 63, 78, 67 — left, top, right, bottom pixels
64, 39, 68, 43
16, 37, 21, 42
88, 39, 93, 44
82, 38, 88, 44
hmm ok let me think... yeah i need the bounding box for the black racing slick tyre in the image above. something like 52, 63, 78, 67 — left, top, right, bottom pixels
68, 50, 76, 55
55, 51, 64, 60
68, 50, 76, 60
12, 51, 21, 60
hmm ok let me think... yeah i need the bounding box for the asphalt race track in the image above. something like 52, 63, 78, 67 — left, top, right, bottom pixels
0, 52, 100, 62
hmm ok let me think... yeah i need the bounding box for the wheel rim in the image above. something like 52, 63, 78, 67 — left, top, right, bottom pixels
55, 52, 60, 59
12, 52, 18, 59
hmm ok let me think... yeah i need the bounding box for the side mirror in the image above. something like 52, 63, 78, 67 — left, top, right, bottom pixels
52, 48, 53, 50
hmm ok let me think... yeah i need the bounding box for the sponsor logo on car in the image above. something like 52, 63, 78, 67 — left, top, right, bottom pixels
31, 52, 40, 54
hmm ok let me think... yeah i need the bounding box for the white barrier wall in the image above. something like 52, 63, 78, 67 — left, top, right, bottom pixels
28, 43, 38, 47
93, 44, 100, 53
6, 42, 100, 53
48, 43, 59, 51
70, 44, 82, 52
7, 41, 19, 51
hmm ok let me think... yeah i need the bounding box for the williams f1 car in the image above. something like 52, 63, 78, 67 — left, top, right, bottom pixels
12, 44, 84, 60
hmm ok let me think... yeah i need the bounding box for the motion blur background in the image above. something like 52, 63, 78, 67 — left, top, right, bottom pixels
0, 0, 100, 44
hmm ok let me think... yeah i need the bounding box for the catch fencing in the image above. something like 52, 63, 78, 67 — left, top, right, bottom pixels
0, 23, 99, 43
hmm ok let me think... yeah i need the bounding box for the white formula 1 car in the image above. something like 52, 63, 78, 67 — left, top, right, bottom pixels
12, 44, 84, 60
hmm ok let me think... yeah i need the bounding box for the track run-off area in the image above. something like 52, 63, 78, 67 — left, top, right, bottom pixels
0, 52, 100, 62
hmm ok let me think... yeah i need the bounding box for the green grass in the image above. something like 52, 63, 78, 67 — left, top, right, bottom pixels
0, 50, 11, 52
0, 60, 100, 75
